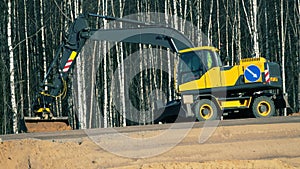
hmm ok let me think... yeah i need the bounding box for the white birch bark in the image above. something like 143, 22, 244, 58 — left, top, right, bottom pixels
87, 2, 99, 128
178, 0, 183, 31
74, 1, 87, 128
173, 0, 178, 30
40, 0, 47, 89
8, 0, 18, 134
89, 41, 98, 128
137, 1, 144, 124
189, 1, 194, 42
119, 0, 126, 127
102, 0, 108, 128
90, 0, 102, 128
225, 0, 229, 64
165, 0, 172, 101
138, 0, 144, 123
275, 3, 282, 62
280, 0, 287, 116
207, 1, 214, 45
231, 9, 236, 65
241, 0, 251, 34
264, 1, 270, 58
184, 0, 188, 32
68, 0, 74, 21
237, 0, 242, 60
196, 0, 202, 46
217, 0, 221, 49
76, 52, 87, 129
252, 0, 260, 57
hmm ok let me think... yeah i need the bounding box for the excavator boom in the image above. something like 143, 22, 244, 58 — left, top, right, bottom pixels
23, 13, 194, 132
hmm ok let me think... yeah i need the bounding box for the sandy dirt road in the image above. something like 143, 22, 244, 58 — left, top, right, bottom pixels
0, 117, 300, 169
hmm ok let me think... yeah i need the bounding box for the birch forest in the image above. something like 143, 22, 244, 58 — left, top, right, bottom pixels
0, 0, 299, 134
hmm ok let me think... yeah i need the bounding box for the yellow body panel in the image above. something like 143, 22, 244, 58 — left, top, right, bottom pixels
178, 65, 241, 91
220, 66, 241, 86
178, 57, 267, 91
218, 97, 252, 109
205, 67, 222, 88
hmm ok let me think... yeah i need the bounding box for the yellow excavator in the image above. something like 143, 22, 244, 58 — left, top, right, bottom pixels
22, 13, 286, 132
23, 13, 195, 132
167, 46, 285, 121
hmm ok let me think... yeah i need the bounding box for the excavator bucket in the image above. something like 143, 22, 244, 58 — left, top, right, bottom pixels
24, 117, 71, 133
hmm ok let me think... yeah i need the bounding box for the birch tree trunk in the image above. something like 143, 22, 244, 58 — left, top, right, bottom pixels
231, 7, 236, 65
251, 0, 260, 57
196, 0, 202, 46
264, 1, 270, 58
73, 1, 87, 129
225, 0, 230, 65
89, 41, 98, 128
119, 0, 126, 127
90, 0, 102, 128
165, 0, 172, 101
137, 0, 143, 124
236, 0, 242, 60
217, 0, 221, 49
275, 2, 281, 62
280, 0, 287, 116
102, 0, 108, 128
7, 0, 18, 134
183, 0, 188, 33
76, 52, 87, 129
173, 0, 178, 30
207, 0, 214, 45
39, 0, 47, 89
188, 1, 194, 42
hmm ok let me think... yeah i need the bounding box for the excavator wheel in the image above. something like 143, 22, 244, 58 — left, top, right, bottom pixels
195, 99, 219, 121
252, 96, 275, 118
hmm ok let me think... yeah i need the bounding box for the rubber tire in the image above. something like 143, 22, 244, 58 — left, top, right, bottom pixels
252, 96, 275, 118
194, 99, 219, 121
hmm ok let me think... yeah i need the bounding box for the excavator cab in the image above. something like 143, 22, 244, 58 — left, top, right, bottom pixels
177, 46, 222, 86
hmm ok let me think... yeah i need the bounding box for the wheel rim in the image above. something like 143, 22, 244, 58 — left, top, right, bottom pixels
199, 104, 213, 120
256, 101, 271, 116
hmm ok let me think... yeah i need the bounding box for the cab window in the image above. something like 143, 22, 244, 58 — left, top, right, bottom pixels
178, 50, 221, 85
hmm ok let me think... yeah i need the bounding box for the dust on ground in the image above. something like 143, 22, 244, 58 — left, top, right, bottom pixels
1, 122, 300, 169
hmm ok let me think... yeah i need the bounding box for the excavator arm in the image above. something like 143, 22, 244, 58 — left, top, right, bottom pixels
31, 14, 90, 120
24, 13, 194, 132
